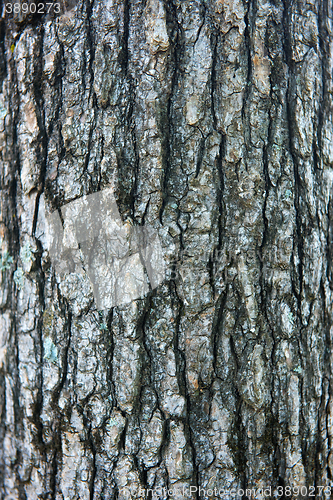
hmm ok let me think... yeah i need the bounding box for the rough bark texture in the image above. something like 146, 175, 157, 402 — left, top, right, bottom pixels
1, 0, 333, 498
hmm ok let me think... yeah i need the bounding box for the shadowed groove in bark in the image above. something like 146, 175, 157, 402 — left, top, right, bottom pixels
118, 0, 130, 73
241, 0, 254, 159
158, 0, 182, 223
215, 134, 226, 254
210, 30, 219, 131
315, 0, 329, 171
0, 6, 7, 86
173, 280, 200, 496
32, 25, 48, 238
113, 0, 140, 220
30, 236, 47, 460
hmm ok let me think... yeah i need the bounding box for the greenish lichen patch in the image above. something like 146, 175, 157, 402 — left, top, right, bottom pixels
20, 242, 33, 266
0, 251, 13, 272
43, 337, 58, 363
13, 267, 24, 290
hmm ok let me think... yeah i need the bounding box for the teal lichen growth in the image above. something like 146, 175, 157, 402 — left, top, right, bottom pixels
293, 366, 302, 374
0, 251, 13, 271
285, 189, 292, 199
20, 242, 33, 266
44, 337, 58, 363
288, 312, 295, 326
13, 267, 24, 290
109, 416, 119, 426
97, 310, 108, 331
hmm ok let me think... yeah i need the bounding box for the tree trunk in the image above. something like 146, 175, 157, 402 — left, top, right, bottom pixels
1, 0, 333, 498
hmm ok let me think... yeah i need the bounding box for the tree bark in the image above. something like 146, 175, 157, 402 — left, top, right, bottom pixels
1, 0, 333, 498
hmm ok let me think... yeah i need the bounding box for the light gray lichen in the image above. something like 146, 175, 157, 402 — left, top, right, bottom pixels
288, 312, 295, 326
43, 337, 58, 363
20, 242, 33, 266
0, 251, 13, 272
13, 267, 24, 290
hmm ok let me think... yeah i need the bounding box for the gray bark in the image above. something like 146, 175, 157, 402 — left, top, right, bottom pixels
0, 0, 333, 498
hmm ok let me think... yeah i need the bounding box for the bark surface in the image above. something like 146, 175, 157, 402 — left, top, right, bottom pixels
1, 0, 333, 498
